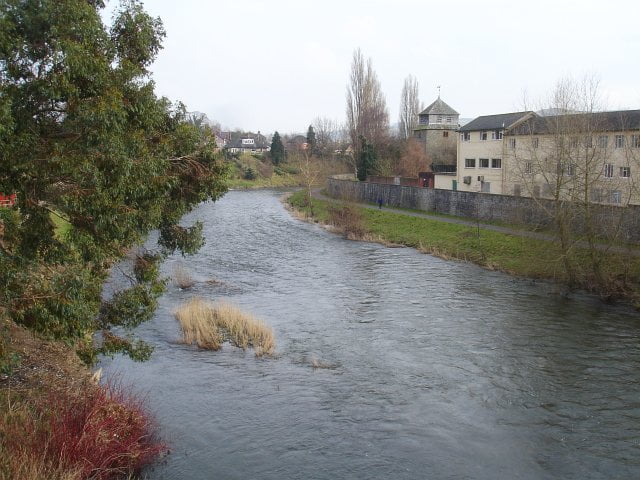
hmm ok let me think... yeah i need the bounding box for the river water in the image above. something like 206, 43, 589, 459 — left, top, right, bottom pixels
100, 190, 640, 480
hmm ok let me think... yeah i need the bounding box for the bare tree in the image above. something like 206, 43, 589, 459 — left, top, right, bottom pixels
395, 137, 430, 177
346, 48, 389, 172
312, 116, 340, 157
508, 75, 637, 296
398, 75, 421, 141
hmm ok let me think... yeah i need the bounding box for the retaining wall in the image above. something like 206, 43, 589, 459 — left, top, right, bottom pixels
326, 177, 640, 243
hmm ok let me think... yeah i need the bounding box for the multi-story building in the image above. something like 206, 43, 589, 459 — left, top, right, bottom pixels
413, 97, 459, 171
456, 112, 533, 193
503, 110, 640, 205
455, 109, 640, 205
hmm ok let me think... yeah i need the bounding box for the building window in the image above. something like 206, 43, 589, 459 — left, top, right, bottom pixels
566, 163, 576, 176
481, 131, 488, 141
610, 190, 622, 204
525, 162, 533, 174
446, 116, 453, 123
509, 138, 516, 149
598, 135, 608, 148
570, 137, 579, 148
620, 166, 631, 178
465, 158, 476, 168
462, 132, 470, 141
590, 188, 603, 202
615, 135, 625, 148
532, 137, 539, 148
585, 136, 593, 148
604, 164, 614, 178
491, 130, 503, 140
437, 115, 443, 123
443, 131, 449, 138
479, 158, 489, 168
491, 158, 502, 168
632, 135, 640, 148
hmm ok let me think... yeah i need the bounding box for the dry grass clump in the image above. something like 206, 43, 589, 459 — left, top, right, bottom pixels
174, 298, 275, 356
173, 263, 195, 289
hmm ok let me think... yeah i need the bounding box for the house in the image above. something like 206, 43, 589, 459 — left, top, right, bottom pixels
456, 111, 534, 194
226, 132, 270, 155
412, 96, 459, 171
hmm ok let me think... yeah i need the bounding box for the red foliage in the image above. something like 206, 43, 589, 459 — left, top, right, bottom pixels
46, 382, 166, 479
3, 382, 166, 479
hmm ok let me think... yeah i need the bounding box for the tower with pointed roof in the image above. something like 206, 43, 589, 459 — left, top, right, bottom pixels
412, 96, 459, 171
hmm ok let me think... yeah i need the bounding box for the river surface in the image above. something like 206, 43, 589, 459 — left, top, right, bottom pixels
100, 189, 640, 480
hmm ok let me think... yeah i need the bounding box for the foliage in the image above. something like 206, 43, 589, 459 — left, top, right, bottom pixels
0, 382, 166, 480
270, 131, 285, 165
357, 136, 377, 181
244, 166, 257, 180
0, 0, 227, 362
306, 125, 317, 154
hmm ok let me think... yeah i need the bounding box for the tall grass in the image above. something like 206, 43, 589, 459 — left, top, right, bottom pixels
0, 382, 165, 480
175, 297, 275, 356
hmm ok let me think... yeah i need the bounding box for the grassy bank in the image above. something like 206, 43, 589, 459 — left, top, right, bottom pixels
226, 153, 352, 189
287, 190, 640, 305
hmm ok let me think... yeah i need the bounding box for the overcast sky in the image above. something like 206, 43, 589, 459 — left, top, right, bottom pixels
104, 0, 640, 134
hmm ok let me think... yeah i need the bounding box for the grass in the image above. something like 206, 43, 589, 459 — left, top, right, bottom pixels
0, 382, 165, 480
287, 190, 640, 303
175, 297, 275, 356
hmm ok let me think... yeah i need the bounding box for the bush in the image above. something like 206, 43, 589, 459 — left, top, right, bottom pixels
327, 204, 367, 239
0, 382, 166, 480
243, 166, 257, 180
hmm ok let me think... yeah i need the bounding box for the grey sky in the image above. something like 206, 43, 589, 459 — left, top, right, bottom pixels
104, 0, 640, 134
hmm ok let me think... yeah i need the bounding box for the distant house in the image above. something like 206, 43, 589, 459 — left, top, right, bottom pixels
285, 135, 308, 152
226, 132, 270, 155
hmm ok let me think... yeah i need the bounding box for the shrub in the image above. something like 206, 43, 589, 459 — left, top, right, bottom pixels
327, 204, 367, 239
0, 382, 166, 480
243, 166, 257, 180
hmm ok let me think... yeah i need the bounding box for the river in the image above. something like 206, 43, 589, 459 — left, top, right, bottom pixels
100, 189, 640, 479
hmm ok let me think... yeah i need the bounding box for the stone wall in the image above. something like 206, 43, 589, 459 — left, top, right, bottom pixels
326, 177, 640, 243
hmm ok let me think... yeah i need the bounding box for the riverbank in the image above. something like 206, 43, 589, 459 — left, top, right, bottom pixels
286, 189, 640, 307
0, 315, 165, 479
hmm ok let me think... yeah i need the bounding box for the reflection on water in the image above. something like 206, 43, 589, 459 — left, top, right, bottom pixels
101, 190, 640, 480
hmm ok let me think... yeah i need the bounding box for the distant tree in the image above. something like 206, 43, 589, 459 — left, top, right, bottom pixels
346, 48, 389, 172
395, 138, 430, 176
312, 116, 340, 157
357, 136, 377, 181
398, 75, 421, 140
270, 131, 285, 165
306, 125, 317, 155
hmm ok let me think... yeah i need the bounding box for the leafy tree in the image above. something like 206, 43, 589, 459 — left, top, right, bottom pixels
0, 0, 227, 363
357, 136, 377, 181
306, 125, 316, 155
270, 131, 285, 165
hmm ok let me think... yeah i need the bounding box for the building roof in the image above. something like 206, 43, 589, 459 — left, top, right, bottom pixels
419, 97, 459, 116
459, 111, 533, 132
508, 109, 640, 135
